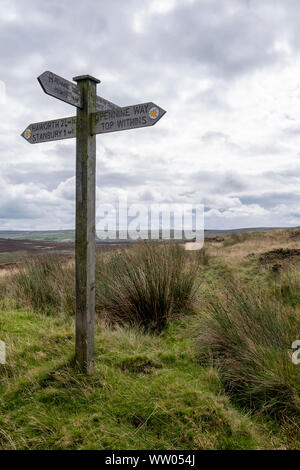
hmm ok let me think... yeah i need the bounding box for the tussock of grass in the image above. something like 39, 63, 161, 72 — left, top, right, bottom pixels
274, 266, 300, 308
95, 243, 198, 331
223, 232, 252, 247
197, 279, 300, 421
1, 255, 74, 315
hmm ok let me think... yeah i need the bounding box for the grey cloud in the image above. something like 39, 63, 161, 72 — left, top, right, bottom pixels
281, 126, 300, 137
97, 172, 144, 188
260, 169, 300, 182
244, 143, 285, 157
134, 0, 287, 77
0, 199, 42, 219
0, 0, 292, 99
240, 191, 300, 209
96, 167, 178, 188
201, 132, 285, 157
191, 170, 248, 193
201, 131, 230, 143
4, 169, 74, 190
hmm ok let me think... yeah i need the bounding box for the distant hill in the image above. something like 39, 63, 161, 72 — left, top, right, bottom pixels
0, 230, 75, 242
203, 227, 287, 237
0, 227, 291, 242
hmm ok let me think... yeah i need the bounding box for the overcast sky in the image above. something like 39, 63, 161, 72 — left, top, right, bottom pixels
1, 0, 300, 230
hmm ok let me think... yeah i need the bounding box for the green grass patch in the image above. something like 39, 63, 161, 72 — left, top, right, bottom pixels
0, 309, 284, 450
1, 239, 300, 449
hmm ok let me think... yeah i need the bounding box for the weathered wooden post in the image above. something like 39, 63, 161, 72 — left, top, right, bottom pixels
73, 75, 99, 374
21, 70, 166, 374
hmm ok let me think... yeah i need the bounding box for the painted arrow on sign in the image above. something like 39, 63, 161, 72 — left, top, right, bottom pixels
91, 102, 166, 135
21, 116, 76, 144
38, 71, 120, 111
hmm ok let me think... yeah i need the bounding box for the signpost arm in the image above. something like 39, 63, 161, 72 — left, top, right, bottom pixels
73, 74, 100, 374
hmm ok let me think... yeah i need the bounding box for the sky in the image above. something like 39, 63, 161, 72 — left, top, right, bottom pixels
1, 0, 300, 230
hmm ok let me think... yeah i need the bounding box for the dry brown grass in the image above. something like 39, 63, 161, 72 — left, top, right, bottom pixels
205, 229, 300, 267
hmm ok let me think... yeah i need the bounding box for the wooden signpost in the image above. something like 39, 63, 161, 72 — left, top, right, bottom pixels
21, 71, 166, 374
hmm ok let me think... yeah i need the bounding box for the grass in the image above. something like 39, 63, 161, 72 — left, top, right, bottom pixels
274, 265, 300, 308
206, 228, 300, 268
1, 243, 198, 332
196, 279, 300, 421
96, 243, 198, 331
0, 255, 74, 315
1, 230, 300, 449
0, 309, 285, 450
0, 251, 28, 264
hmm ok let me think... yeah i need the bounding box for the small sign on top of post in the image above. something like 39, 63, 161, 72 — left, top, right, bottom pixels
38, 71, 82, 108
21, 70, 166, 374
38, 71, 120, 111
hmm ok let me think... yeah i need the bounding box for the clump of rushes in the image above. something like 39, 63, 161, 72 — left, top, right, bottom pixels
4, 255, 75, 315
95, 242, 198, 332
197, 279, 300, 421
223, 232, 250, 247
274, 266, 300, 308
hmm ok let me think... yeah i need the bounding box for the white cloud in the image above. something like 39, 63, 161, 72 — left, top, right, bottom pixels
1, 0, 300, 230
